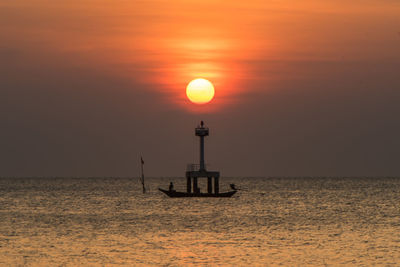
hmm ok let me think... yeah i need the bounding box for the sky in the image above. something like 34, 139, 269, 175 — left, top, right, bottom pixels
1, 0, 400, 177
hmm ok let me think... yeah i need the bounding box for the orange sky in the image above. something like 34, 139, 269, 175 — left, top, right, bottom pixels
2, 0, 399, 112
1, 0, 400, 176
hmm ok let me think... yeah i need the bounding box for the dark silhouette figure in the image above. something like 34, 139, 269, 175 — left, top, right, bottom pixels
169, 182, 174, 191
230, 184, 238, 190
201, 120, 204, 127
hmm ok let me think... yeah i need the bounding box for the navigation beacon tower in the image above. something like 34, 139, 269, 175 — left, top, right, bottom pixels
186, 121, 220, 194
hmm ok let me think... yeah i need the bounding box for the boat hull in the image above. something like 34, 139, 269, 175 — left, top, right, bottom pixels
159, 188, 237, 198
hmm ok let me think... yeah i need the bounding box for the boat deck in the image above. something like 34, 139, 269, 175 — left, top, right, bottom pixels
159, 188, 237, 198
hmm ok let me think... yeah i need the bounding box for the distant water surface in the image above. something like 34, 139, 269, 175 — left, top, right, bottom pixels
0, 177, 399, 266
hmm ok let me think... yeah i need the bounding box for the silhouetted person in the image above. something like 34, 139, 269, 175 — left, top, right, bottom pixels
169, 182, 174, 191
230, 184, 238, 190
201, 120, 204, 127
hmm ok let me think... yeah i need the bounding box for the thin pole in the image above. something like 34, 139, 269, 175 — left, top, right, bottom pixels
140, 156, 146, 193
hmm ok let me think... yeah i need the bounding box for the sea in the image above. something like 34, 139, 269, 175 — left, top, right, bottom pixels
0, 177, 399, 266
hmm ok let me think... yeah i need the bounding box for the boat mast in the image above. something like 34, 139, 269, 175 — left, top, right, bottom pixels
140, 156, 146, 193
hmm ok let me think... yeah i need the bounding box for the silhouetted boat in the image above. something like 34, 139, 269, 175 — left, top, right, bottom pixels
158, 188, 237, 198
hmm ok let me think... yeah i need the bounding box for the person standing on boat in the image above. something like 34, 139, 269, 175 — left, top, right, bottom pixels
169, 182, 174, 192
230, 184, 238, 190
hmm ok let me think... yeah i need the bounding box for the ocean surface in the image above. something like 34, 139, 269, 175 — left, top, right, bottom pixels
0, 177, 399, 266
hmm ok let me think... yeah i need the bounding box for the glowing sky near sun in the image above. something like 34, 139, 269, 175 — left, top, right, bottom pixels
2, 0, 399, 112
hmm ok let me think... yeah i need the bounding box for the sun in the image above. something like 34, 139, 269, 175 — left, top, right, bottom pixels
186, 78, 215, 104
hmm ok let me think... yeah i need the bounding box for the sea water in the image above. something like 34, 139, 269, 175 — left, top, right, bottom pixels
0, 177, 399, 266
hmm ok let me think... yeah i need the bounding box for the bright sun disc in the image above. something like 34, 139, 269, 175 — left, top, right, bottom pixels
186, 78, 215, 104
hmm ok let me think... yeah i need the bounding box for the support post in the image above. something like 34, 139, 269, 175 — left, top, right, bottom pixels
214, 176, 219, 194
193, 177, 199, 193
200, 136, 205, 171
207, 177, 212, 193
186, 174, 191, 193
195, 122, 208, 172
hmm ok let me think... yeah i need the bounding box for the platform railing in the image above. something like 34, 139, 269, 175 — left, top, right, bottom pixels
186, 163, 210, 171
